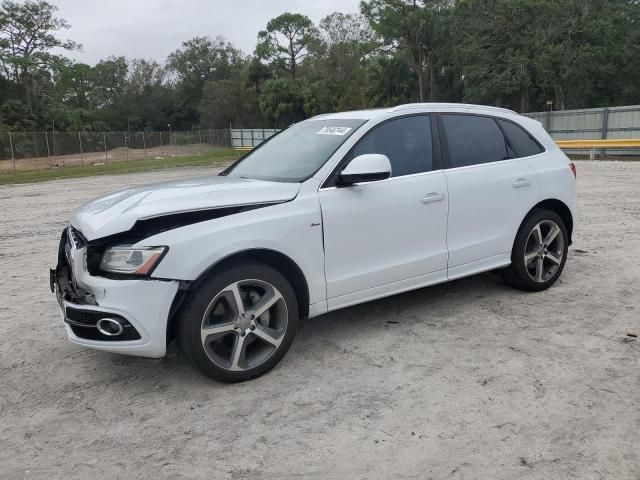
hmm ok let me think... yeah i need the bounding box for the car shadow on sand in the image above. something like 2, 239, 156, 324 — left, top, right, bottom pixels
83, 270, 519, 389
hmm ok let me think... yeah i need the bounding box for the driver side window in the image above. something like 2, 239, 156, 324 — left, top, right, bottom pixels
350, 115, 433, 177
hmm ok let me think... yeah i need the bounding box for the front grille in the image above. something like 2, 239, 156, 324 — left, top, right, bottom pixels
66, 307, 115, 325
68, 324, 141, 341
65, 306, 141, 341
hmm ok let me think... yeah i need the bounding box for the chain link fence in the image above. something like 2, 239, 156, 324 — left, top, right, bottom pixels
0, 129, 232, 173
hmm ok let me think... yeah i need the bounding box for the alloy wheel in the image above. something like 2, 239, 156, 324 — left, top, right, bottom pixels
524, 219, 565, 283
200, 280, 288, 371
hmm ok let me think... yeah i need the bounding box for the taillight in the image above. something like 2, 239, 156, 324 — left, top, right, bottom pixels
569, 162, 577, 178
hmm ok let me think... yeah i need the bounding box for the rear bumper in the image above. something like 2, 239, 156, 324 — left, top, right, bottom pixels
52, 227, 179, 358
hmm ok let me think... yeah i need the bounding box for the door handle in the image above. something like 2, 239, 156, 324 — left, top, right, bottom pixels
513, 178, 531, 188
421, 192, 445, 204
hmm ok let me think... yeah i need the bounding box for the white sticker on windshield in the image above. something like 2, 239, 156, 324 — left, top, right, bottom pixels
316, 126, 352, 136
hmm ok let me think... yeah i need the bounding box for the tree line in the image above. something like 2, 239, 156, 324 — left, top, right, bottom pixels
1, 0, 639, 132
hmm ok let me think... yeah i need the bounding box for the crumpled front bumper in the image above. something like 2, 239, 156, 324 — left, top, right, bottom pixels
51, 227, 179, 358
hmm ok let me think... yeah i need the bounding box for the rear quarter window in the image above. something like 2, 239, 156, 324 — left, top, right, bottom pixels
498, 119, 544, 158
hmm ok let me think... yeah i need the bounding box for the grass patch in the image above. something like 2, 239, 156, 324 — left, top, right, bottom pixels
0, 149, 238, 185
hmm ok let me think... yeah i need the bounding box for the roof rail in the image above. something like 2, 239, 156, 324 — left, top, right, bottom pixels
390, 103, 517, 115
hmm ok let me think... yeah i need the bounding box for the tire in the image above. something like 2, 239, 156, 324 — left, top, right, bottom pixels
502, 208, 569, 292
177, 260, 299, 383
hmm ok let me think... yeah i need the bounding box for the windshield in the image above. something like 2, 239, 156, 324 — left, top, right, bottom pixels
226, 119, 366, 182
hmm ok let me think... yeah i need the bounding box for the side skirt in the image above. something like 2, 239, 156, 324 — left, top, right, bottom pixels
447, 253, 511, 281
327, 269, 447, 312
321, 252, 512, 315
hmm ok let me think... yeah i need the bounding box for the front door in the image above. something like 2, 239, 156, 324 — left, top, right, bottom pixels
319, 115, 449, 309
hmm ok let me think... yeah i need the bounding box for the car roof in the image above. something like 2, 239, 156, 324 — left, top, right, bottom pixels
310, 103, 518, 121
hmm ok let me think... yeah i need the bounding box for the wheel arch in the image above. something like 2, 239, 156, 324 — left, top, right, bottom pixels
526, 198, 574, 244
166, 248, 310, 345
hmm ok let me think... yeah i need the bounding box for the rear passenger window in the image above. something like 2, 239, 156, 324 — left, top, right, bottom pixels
350, 115, 432, 177
441, 114, 507, 168
498, 119, 544, 157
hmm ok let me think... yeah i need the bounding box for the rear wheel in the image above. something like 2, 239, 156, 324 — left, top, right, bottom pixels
177, 261, 298, 382
502, 209, 568, 292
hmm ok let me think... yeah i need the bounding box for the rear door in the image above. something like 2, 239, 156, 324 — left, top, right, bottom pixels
438, 113, 541, 276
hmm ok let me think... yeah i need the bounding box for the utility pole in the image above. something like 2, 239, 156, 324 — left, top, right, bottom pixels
142, 131, 147, 160
126, 120, 131, 156
44, 131, 51, 168
78, 132, 84, 165
52, 120, 56, 165
103, 132, 108, 163
8, 130, 16, 172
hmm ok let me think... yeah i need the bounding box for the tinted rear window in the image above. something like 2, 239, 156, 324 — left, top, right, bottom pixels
498, 119, 544, 157
441, 114, 508, 168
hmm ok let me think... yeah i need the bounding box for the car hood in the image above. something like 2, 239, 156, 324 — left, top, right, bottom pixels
71, 175, 301, 241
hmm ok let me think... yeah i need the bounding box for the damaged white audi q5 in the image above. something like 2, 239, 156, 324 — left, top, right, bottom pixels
51, 103, 578, 382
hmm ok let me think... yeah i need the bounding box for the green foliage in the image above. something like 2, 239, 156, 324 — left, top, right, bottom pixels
313, 13, 376, 110
92, 56, 128, 106
453, 0, 640, 111
199, 77, 260, 128
256, 13, 320, 78
1, 0, 640, 132
362, 0, 446, 101
366, 54, 418, 106
0, 0, 80, 121
167, 36, 243, 127
258, 77, 305, 126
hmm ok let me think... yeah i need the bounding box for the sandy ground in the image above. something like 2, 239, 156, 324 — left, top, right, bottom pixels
0, 161, 638, 479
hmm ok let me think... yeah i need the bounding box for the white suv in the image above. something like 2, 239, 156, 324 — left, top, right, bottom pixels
51, 103, 578, 382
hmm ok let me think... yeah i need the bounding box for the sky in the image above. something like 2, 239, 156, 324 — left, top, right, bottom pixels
49, 0, 362, 65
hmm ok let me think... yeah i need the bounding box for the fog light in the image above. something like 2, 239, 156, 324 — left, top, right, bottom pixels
96, 318, 125, 336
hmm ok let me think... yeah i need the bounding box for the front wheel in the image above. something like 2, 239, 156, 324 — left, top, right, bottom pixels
502, 209, 569, 292
177, 261, 299, 382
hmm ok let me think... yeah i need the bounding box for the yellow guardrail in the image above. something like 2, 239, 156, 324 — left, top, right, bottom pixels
234, 146, 253, 152
555, 138, 640, 159
555, 139, 640, 149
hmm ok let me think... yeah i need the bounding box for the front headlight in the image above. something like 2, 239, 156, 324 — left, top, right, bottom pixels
100, 246, 167, 275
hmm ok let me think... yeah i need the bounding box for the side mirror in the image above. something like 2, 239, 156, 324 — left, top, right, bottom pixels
338, 154, 392, 186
